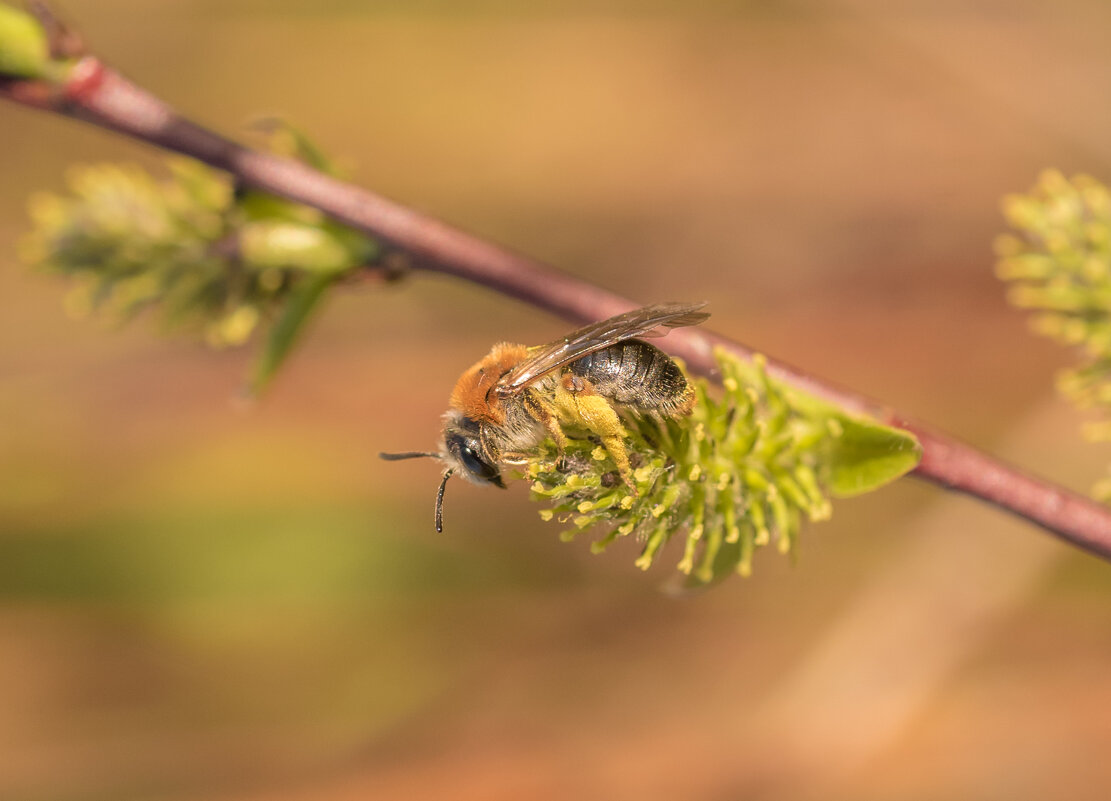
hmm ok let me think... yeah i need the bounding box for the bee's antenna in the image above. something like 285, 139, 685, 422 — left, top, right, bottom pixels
379, 451, 440, 461
435, 469, 453, 533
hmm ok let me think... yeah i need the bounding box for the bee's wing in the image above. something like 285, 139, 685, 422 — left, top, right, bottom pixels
495, 301, 709, 396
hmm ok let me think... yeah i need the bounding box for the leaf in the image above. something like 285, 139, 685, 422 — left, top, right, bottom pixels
0, 4, 50, 79
238, 191, 323, 225
825, 414, 922, 497
248, 273, 334, 396
320, 219, 379, 265
251, 117, 341, 175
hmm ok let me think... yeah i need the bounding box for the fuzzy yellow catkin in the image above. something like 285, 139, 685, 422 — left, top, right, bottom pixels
525, 348, 842, 582
998, 171, 1111, 504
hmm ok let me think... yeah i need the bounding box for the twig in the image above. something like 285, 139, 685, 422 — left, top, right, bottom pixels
3, 46, 1111, 561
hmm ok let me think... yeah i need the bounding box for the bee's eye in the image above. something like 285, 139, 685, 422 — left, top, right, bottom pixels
443, 424, 505, 488
460, 444, 501, 485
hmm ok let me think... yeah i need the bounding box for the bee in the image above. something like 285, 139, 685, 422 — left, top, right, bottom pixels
381, 302, 710, 531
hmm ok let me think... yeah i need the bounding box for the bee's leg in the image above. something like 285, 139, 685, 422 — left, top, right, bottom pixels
557, 375, 636, 492
478, 425, 502, 466
522, 388, 569, 455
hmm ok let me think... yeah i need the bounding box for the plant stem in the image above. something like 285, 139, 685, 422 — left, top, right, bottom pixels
4, 52, 1111, 561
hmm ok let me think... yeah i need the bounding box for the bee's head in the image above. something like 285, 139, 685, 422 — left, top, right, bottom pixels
440, 412, 505, 488
378, 411, 504, 533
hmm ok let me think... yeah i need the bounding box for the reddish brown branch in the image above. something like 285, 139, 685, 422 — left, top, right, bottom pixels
4, 53, 1111, 561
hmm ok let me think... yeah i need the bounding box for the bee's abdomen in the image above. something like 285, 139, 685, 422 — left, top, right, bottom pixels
568, 339, 692, 413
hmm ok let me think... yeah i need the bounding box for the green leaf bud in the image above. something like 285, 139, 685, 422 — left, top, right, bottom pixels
0, 4, 50, 79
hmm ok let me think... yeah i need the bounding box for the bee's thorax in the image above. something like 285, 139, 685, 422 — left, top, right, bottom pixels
448, 342, 529, 425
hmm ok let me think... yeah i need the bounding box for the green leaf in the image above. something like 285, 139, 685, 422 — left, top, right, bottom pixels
320, 219, 379, 265
825, 414, 921, 497
238, 191, 323, 225
248, 273, 334, 396
0, 4, 50, 79
252, 117, 341, 175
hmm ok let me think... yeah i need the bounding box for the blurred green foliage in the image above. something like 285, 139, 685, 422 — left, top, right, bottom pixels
0, 3, 51, 79
21, 125, 378, 393
997, 171, 1111, 499
0, 503, 561, 604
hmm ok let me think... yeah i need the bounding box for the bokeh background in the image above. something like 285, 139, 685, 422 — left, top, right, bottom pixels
3, 1, 1111, 799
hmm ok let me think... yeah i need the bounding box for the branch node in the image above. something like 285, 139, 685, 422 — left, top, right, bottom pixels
62, 55, 104, 104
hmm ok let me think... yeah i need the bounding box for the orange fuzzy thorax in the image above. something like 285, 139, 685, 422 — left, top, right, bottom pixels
449, 342, 529, 425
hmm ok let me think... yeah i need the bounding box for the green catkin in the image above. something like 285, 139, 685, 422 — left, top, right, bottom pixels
25, 161, 368, 344
998, 171, 1111, 502
523, 347, 887, 582
22, 136, 376, 393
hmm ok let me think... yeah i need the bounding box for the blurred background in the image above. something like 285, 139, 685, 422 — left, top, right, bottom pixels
3, 0, 1111, 799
